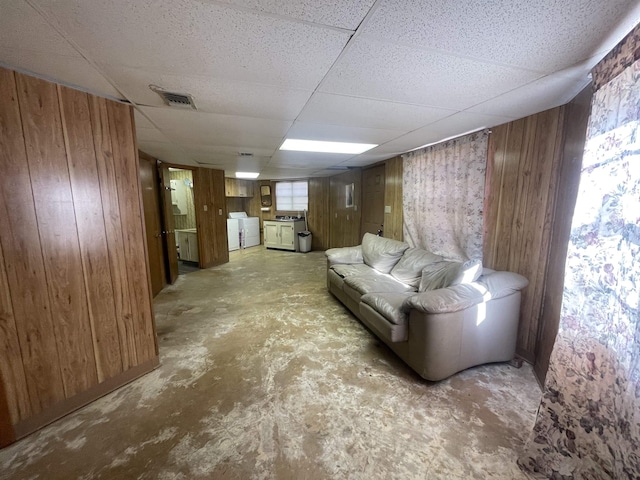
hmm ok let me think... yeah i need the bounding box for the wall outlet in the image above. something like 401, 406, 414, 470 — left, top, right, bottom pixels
218, 208, 223, 215
385, 205, 392, 213
203, 205, 208, 211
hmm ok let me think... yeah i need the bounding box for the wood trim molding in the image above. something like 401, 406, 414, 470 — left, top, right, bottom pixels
12, 356, 159, 443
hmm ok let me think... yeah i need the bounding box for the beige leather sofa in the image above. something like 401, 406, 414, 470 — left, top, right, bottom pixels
326, 233, 529, 381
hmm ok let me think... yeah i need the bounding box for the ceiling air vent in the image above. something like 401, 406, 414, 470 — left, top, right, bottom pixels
149, 85, 196, 110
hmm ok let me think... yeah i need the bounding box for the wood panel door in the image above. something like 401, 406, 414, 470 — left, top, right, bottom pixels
160, 165, 179, 283
361, 164, 385, 236
139, 154, 166, 296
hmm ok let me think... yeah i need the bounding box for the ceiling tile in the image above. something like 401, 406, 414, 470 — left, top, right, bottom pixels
320, 37, 541, 110
297, 93, 456, 130
33, 0, 351, 89
257, 166, 317, 180
286, 121, 405, 144
338, 152, 397, 166
136, 127, 172, 143
467, 75, 590, 119
269, 150, 352, 168
139, 106, 291, 144
138, 142, 195, 166
0, 1, 79, 56
134, 110, 155, 129
216, 0, 376, 30
373, 111, 514, 154
184, 145, 277, 157
0, 50, 123, 99
363, 0, 639, 72
103, 66, 313, 120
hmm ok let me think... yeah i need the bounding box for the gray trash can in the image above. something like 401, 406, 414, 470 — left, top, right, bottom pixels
298, 231, 312, 253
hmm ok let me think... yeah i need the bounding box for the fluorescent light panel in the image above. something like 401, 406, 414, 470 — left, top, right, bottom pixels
280, 138, 377, 154
236, 171, 259, 179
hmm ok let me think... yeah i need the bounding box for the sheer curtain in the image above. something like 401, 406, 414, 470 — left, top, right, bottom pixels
519, 25, 640, 478
402, 130, 488, 261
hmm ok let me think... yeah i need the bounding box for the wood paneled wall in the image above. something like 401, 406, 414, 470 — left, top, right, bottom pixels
308, 177, 330, 250
329, 169, 362, 247
534, 87, 592, 383
139, 152, 167, 296
194, 168, 229, 268
484, 96, 590, 367
0, 67, 158, 447
382, 156, 403, 241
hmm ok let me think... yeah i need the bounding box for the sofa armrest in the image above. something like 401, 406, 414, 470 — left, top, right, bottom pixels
404, 284, 486, 314
325, 246, 363, 266
478, 271, 529, 299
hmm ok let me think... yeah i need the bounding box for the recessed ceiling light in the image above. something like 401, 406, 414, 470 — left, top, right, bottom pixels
280, 139, 377, 154
236, 172, 259, 179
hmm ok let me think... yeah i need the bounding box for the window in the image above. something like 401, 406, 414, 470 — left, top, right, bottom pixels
276, 181, 308, 211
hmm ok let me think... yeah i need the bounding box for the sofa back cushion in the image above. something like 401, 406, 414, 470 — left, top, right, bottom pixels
451, 259, 483, 286
418, 259, 483, 292
390, 248, 443, 288
361, 233, 410, 274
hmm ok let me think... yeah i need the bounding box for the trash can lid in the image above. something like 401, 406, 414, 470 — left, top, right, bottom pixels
298, 231, 311, 236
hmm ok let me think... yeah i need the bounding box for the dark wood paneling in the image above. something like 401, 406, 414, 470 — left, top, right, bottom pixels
534, 86, 592, 384
107, 102, 157, 364
194, 168, 229, 268
89, 96, 136, 371
484, 105, 580, 364
226, 197, 244, 215
138, 152, 166, 296
58, 86, 123, 383
308, 177, 330, 250
361, 164, 385, 236
329, 169, 362, 248
0, 69, 33, 425
0, 67, 158, 446
159, 165, 179, 283
0, 241, 26, 428
5, 73, 67, 411
383, 156, 403, 241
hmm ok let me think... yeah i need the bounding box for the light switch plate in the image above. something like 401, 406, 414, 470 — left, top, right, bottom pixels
203, 205, 208, 211
384, 205, 392, 213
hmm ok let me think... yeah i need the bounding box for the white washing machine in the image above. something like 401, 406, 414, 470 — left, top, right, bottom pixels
227, 218, 240, 251
228, 212, 260, 248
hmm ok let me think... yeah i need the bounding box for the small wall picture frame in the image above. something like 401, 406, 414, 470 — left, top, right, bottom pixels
345, 183, 354, 208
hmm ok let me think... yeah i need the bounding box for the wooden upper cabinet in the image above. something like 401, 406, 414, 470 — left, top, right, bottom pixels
224, 178, 254, 197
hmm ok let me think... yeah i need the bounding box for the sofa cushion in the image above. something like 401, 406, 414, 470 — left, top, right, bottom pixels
406, 283, 486, 313
343, 274, 414, 304
390, 248, 443, 288
361, 292, 413, 326
418, 260, 462, 291
330, 263, 374, 279
359, 303, 409, 343
361, 233, 410, 274
451, 259, 483, 286
325, 245, 363, 266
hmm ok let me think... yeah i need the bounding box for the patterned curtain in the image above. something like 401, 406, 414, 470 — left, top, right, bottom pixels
402, 130, 488, 261
519, 25, 640, 478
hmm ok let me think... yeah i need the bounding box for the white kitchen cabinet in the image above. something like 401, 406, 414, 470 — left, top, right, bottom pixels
177, 229, 199, 262
263, 220, 305, 251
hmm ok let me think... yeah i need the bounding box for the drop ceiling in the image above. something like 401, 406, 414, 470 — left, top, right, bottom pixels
1, 0, 639, 179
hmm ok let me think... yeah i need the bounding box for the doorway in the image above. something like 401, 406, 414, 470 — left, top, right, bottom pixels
166, 167, 199, 275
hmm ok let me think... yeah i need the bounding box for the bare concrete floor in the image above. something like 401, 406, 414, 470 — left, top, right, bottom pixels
0, 247, 541, 479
